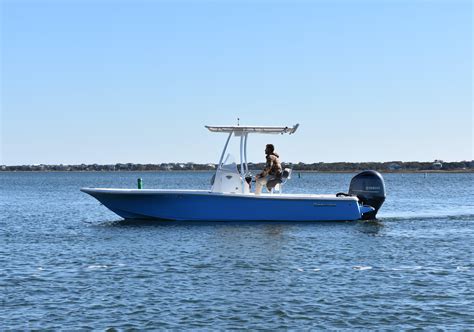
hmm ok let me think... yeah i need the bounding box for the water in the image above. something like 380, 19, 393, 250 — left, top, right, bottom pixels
1, 172, 473, 329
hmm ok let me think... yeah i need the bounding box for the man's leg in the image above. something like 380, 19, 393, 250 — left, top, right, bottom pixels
266, 176, 280, 191
255, 176, 268, 195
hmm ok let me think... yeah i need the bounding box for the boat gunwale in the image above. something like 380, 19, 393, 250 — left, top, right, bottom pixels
80, 188, 359, 201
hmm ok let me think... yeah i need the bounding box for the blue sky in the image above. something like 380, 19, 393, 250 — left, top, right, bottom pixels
1, 0, 472, 165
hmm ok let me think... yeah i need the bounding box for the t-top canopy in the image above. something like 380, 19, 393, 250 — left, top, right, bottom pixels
205, 124, 299, 135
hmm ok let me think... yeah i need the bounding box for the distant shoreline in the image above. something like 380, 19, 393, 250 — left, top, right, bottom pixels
1, 170, 472, 174
1, 161, 472, 173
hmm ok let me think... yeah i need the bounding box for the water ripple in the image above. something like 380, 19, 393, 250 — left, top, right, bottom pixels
1, 172, 473, 329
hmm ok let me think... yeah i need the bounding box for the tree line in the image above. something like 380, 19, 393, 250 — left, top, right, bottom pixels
2, 161, 473, 172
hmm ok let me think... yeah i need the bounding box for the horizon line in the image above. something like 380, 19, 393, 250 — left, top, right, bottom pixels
2, 160, 473, 167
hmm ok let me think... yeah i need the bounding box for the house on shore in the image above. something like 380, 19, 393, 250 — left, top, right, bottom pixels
433, 160, 443, 170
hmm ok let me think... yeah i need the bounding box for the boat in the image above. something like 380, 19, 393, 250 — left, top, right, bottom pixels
81, 124, 386, 221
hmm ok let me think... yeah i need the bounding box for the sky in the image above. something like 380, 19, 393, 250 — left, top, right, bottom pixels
1, 0, 472, 165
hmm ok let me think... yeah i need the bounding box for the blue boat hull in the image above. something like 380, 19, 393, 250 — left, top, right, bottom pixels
81, 189, 371, 221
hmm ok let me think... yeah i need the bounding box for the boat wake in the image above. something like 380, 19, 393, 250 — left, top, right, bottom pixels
377, 213, 474, 223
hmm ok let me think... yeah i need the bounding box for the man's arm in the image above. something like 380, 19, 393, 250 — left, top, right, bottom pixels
258, 156, 273, 178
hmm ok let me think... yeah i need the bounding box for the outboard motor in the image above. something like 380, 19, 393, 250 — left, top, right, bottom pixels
349, 170, 386, 220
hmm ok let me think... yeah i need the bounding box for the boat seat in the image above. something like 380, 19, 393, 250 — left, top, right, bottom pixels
267, 168, 292, 194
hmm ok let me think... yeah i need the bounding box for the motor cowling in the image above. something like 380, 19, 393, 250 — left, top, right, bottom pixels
349, 170, 386, 220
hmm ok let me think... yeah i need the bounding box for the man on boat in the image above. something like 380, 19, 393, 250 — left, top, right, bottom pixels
255, 144, 282, 195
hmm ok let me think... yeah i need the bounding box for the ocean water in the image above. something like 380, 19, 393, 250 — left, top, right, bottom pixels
1, 172, 473, 329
